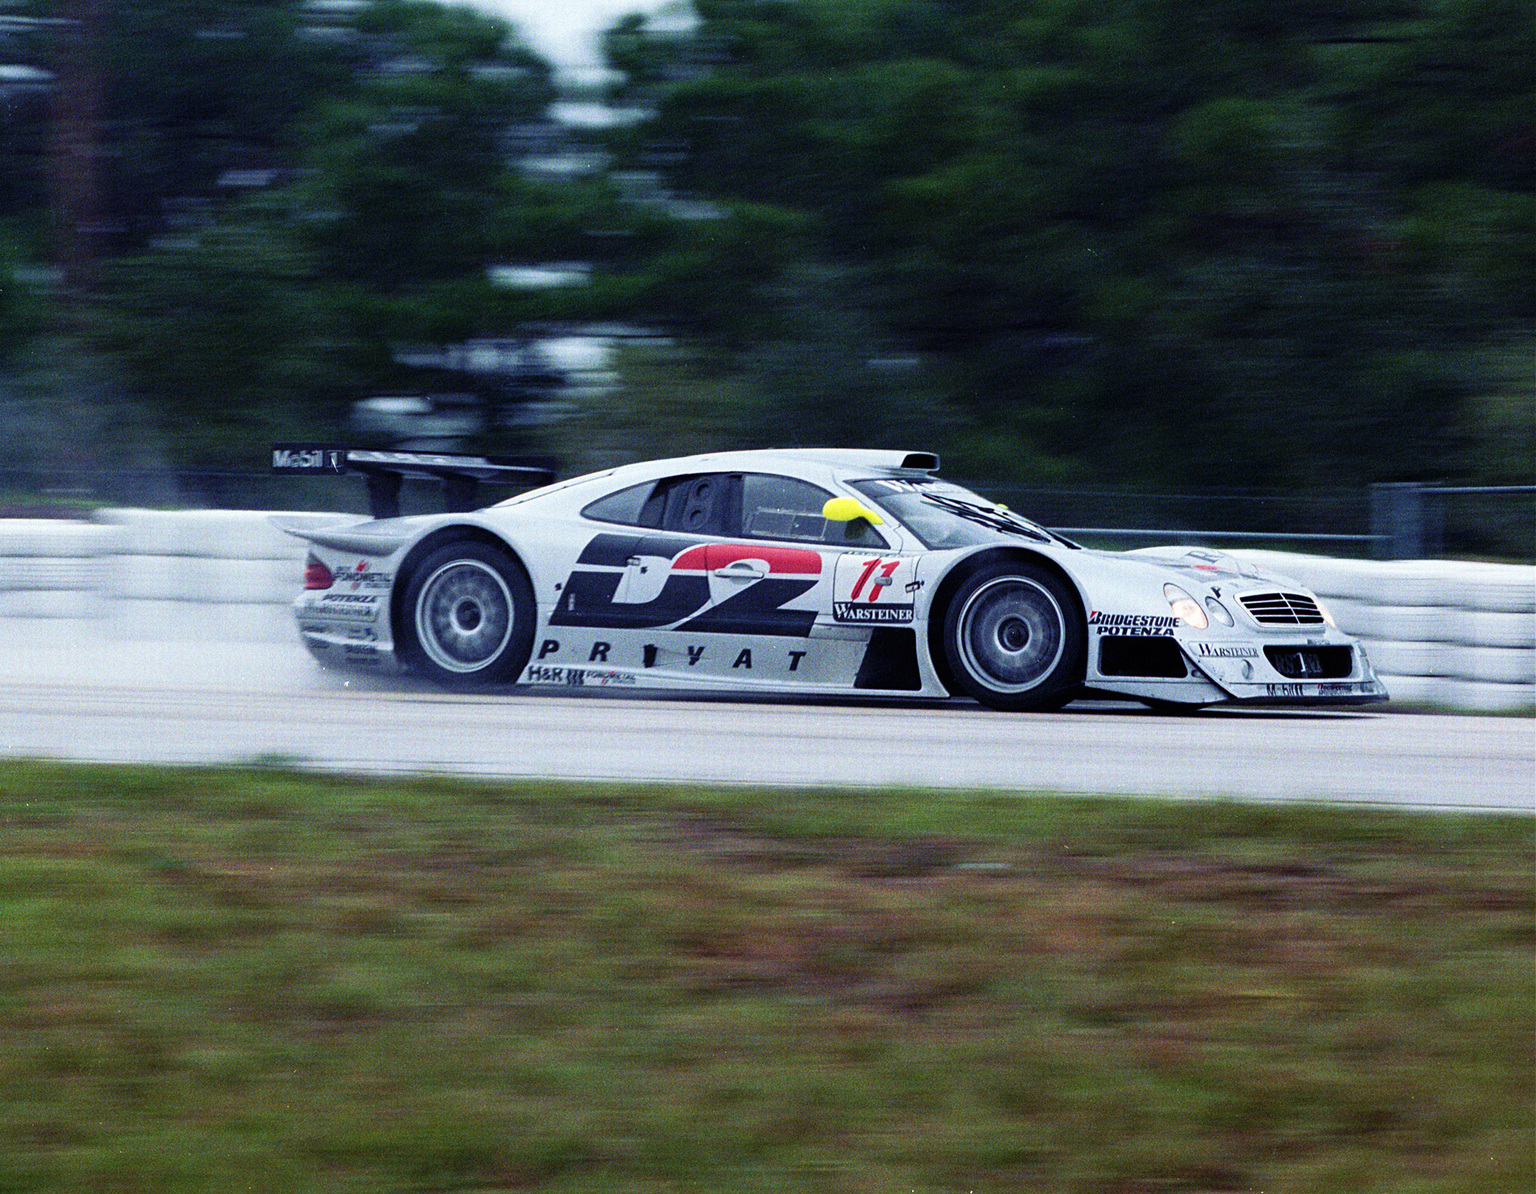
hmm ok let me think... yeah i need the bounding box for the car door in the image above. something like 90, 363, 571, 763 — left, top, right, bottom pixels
551, 471, 730, 614
548, 471, 893, 683
667, 475, 858, 639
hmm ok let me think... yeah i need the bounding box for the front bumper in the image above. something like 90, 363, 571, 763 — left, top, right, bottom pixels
1185, 637, 1388, 705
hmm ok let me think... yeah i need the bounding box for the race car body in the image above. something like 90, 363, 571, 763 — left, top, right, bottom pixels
271, 447, 1388, 710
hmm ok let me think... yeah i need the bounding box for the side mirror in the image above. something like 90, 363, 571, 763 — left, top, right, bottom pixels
822, 496, 884, 525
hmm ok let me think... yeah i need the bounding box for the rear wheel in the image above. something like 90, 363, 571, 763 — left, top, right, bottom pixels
942, 560, 1085, 711
398, 540, 534, 689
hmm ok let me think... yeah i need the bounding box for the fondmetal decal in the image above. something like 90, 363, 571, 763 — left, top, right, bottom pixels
524, 664, 638, 687
345, 560, 392, 591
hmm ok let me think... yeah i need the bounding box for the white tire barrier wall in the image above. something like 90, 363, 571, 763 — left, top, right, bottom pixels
0, 520, 113, 622
90, 508, 320, 643
1237, 551, 1536, 712
0, 514, 1530, 710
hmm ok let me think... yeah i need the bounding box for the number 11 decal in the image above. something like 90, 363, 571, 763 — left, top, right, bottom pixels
849, 556, 902, 602
834, 555, 916, 624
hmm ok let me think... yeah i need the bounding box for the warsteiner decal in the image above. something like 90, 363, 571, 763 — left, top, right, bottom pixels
1193, 643, 1259, 658
833, 602, 914, 623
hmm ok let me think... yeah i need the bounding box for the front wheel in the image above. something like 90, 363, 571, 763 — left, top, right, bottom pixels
941, 561, 1085, 712
398, 540, 535, 689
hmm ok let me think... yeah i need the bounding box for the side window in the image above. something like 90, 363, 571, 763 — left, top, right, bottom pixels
631, 473, 738, 536
741, 474, 886, 547
581, 481, 659, 527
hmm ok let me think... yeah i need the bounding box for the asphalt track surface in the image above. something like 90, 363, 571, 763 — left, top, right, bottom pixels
1, 632, 1530, 814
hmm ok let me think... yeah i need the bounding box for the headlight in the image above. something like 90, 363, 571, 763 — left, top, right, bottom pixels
1205, 595, 1234, 626
1314, 597, 1338, 628
1164, 583, 1208, 629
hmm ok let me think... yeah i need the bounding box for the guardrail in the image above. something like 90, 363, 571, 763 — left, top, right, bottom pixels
0, 510, 1531, 711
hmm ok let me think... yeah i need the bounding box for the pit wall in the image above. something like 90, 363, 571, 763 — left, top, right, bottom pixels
0, 511, 1531, 712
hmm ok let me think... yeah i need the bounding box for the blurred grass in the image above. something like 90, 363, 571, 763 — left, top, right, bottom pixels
0, 761, 1530, 1193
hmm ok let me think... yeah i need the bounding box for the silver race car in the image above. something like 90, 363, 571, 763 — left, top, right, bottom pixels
271, 445, 1388, 710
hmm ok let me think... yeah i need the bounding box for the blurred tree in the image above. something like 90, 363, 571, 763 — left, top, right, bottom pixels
607, 0, 1534, 490
0, 226, 49, 363
294, 0, 553, 290
82, 0, 558, 464
101, 195, 344, 462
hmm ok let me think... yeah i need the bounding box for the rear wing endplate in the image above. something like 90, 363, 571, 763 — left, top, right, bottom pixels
272, 443, 556, 519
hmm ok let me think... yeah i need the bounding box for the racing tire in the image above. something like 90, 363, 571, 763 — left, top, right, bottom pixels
941, 560, 1086, 712
398, 540, 535, 689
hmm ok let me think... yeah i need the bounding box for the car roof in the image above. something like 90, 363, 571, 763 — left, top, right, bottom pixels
492, 448, 941, 511
614, 447, 939, 477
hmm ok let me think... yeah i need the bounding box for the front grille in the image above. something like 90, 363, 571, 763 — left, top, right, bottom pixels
1264, 645, 1354, 679
1239, 591, 1325, 625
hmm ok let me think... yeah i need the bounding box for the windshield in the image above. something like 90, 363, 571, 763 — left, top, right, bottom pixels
849, 477, 1071, 551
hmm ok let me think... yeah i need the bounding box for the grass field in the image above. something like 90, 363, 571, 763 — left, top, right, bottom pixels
0, 761, 1530, 1193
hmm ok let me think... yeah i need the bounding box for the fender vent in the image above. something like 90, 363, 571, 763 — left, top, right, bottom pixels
854, 628, 923, 690
1238, 591, 1325, 625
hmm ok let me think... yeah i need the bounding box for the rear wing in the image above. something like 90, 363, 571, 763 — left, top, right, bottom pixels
272, 443, 556, 520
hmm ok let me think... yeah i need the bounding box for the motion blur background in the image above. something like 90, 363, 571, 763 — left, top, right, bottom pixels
0, 0, 1530, 556
0, 13, 1530, 1193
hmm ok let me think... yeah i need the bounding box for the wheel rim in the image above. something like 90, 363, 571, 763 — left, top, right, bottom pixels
955, 576, 1067, 693
415, 560, 514, 674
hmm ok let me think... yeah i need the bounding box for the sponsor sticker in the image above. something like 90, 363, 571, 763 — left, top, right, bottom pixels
1088, 611, 1178, 636
314, 593, 378, 622
1193, 642, 1259, 658
832, 554, 917, 624
271, 443, 346, 473
524, 664, 638, 687
552, 534, 822, 637
345, 560, 392, 591
833, 601, 914, 623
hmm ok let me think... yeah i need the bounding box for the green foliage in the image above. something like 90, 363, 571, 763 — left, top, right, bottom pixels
1, 0, 1530, 489
101, 199, 344, 464
1, 0, 560, 467
0, 228, 49, 364
94, 0, 357, 253
619, 0, 1535, 489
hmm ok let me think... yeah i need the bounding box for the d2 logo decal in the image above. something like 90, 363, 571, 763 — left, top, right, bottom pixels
551, 533, 823, 637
